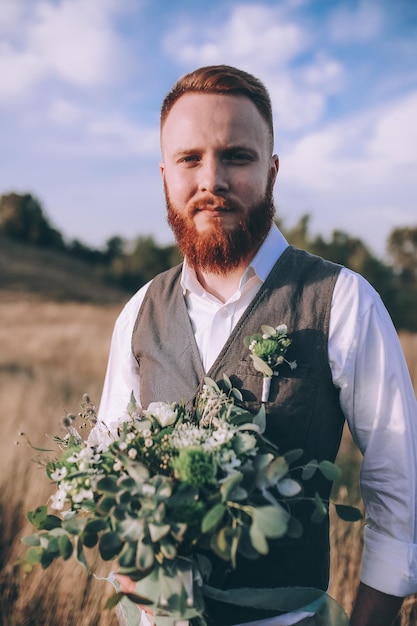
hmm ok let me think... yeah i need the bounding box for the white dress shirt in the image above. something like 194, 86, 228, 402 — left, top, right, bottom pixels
94, 225, 417, 626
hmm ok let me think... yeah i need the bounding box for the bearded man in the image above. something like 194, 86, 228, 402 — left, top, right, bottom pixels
92, 65, 417, 626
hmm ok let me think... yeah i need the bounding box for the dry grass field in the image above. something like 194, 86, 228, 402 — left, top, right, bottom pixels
0, 296, 416, 625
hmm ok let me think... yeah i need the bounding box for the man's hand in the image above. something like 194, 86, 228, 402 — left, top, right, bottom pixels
116, 574, 155, 624
350, 582, 403, 626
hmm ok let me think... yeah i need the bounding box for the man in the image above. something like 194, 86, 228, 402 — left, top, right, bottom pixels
93, 65, 417, 626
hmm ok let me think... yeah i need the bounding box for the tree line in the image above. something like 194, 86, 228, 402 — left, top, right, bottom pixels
1, 192, 416, 331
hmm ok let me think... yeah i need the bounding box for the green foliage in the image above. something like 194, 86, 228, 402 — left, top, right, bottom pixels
280, 214, 417, 331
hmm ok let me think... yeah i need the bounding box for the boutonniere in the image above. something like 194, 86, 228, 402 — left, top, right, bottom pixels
244, 324, 297, 402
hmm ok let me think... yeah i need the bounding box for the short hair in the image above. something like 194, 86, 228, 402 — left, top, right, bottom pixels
160, 65, 274, 152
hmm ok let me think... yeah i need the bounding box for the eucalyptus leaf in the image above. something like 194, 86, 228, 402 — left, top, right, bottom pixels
249, 522, 268, 555
231, 387, 243, 401
284, 449, 304, 466
220, 474, 242, 502
301, 460, 318, 480
253, 403, 266, 434
266, 456, 289, 485
22, 534, 41, 546
276, 478, 302, 497
222, 373, 232, 390
148, 523, 171, 543
99, 531, 124, 561
96, 476, 119, 494
62, 516, 87, 536
261, 325, 277, 336
58, 534, 73, 560
252, 505, 288, 539
159, 537, 177, 560
201, 503, 226, 534
318, 460, 342, 482
25, 546, 43, 565
135, 537, 154, 571
249, 354, 273, 377
27, 505, 47, 530
210, 527, 232, 561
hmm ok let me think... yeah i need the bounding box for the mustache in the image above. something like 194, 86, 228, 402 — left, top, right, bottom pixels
191, 196, 238, 213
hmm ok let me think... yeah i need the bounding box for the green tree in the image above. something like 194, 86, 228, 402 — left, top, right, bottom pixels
0, 192, 64, 248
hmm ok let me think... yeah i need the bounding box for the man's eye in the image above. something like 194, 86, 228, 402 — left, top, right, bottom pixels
224, 153, 253, 163
181, 155, 200, 164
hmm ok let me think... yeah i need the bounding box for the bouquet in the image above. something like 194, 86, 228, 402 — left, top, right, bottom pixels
21, 325, 361, 626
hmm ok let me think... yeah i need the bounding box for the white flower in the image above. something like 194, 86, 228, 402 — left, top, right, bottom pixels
113, 460, 122, 471
72, 489, 94, 504
276, 324, 288, 334
128, 448, 138, 459
51, 466, 68, 481
144, 402, 178, 427
50, 488, 67, 511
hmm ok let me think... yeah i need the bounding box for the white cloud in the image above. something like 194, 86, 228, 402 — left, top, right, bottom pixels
279, 90, 417, 254
328, 0, 385, 43
163, 3, 347, 133
0, 0, 130, 103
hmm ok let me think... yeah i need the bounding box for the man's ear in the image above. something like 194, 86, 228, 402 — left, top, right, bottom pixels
159, 162, 165, 180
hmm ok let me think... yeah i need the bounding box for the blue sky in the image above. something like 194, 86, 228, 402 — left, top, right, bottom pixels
0, 0, 416, 259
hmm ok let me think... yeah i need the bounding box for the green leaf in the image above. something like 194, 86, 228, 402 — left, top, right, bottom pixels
311, 492, 327, 523
96, 476, 119, 493
99, 532, 124, 561
135, 537, 154, 571
97, 496, 116, 514
41, 514, 62, 531
85, 518, 108, 534
250, 354, 273, 377
58, 534, 73, 560
220, 474, 242, 502
318, 460, 342, 482
261, 325, 276, 336
148, 523, 170, 543
201, 503, 226, 534
81, 532, 98, 549
118, 518, 144, 542
276, 478, 302, 497
249, 522, 268, 555
104, 591, 125, 610
252, 505, 288, 538
222, 373, 232, 390
231, 387, 243, 402
253, 403, 266, 434
159, 537, 177, 560
118, 541, 137, 568
301, 460, 318, 480
62, 517, 87, 536
210, 527, 232, 561
22, 534, 41, 546
334, 504, 363, 522
266, 456, 289, 484
284, 449, 304, 466
25, 546, 43, 565
27, 506, 47, 530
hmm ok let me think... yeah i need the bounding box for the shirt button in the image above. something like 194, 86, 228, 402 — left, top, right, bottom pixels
219, 308, 229, 318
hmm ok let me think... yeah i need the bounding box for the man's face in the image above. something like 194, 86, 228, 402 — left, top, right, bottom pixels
160, 93, 279, 273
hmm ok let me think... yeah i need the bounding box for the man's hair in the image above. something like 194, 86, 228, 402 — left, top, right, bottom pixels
160, 65, 274, 152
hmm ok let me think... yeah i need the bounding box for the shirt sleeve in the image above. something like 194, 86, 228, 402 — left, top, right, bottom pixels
329, 268, 417, 597
89, 282, 150, 445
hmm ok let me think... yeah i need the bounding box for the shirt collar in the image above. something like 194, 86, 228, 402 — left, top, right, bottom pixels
181, 223, 289, 295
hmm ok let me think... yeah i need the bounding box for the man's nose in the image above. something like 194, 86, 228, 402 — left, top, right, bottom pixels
198, 157, 229, 195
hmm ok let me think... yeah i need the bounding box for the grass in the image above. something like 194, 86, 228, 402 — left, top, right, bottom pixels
0, 296, 415, 625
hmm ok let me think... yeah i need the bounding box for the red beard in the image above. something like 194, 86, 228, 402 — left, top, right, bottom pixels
165, 178, 275, 275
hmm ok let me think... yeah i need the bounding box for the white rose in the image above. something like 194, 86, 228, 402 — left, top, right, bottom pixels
144, 402, 178, 427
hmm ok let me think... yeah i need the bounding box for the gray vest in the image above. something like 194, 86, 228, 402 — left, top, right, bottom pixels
132, 246, 345, 625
